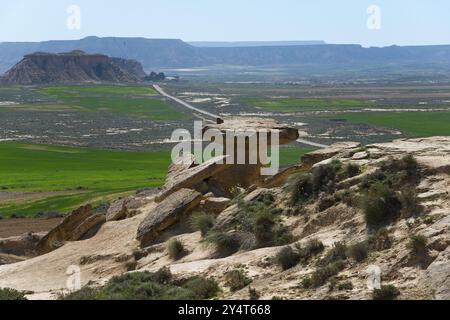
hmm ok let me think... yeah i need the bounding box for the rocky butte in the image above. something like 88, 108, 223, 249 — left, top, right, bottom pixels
0, 50, 146, 85
0, 122, 449, 299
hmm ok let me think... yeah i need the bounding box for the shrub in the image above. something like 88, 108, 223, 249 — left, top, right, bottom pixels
275, 246, 300, 271
191, 212, 215, 236
204, 231, 241, 257
334, 190, 354, 206
409, 235, 428, 256
248, 287, 260, 300
347, 241, 369, 262
296, 238, 325, 264
399, 188, 422, 218
167, 239, 186, 260
368, 229, 392, 251
317, 195, 336, 212
59, 287, 99, 300
253, 211, 277, 247
225, 270, 252, 292
60, 269, 219, 300
182, 277, 220, 299
362, 181, 401, 227
0, 288, 27, 300
372, 285, 400, 300
310, 260, 345, 287
337, 281, 353, 291
319, 242, 347, 266
301, 277, 312, 289
287, 173, 314, 205
343, 163, 360, 178
311, 160, 342, 195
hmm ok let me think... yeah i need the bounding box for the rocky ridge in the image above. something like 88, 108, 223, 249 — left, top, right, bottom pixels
0, 50, 146, 85
1, 134, 450, 300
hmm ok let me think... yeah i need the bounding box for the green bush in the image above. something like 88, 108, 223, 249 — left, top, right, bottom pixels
337, 281, 353, 291
248, 287, 260, 300
204, 231, 241, 257
296, 238, 325, 264
362, 181, 401, 227
167, 239, 186, 260
409, 235, 428, 256
311, 160, 342, 195
343, 163, 360, 178
287, 173, 314, 205
275, 246, 300, 271
319, 242, 348, 266
0, 288, 27, 300
182, 277, 220, 299
399, 188, 422, 218
310, 260, 345, 288
225, 270, 252, 292
373, 285, 400, 300
191, 212, 216, 236
347, 241, 369, 262
60, 269, 219, 300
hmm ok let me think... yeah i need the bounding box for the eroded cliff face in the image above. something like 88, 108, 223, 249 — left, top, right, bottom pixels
1, 136, 450, 300
0, 51, 145, 85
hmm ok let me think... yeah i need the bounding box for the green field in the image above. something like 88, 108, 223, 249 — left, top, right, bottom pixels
0, 142, 315, 217
0, 142, 172, 217
37, 85, 187, 120
244, 98, 369, 112
329, 112, 450, 137
279, 146, 317, 167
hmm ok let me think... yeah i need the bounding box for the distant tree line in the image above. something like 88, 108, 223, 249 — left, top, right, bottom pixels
145, 72, 165, 82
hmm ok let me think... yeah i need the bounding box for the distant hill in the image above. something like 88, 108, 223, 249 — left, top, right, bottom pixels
1, 50, 146, 85
188, 41, 326, 47
1, 37, 450, 75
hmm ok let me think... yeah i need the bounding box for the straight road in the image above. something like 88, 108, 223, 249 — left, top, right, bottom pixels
153, 84, 223, 123
154, 84, 327, 148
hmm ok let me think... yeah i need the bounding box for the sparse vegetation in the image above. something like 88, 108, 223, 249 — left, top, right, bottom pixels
308, 260, 346, 288
362, 181, 402, 228
275, 246, 300, 270
60, 268, 219, 300
337, 281, 353, 291
205, 195, 292, 256
347, 241, 369, 262
319, 242, 348, 266
368, 229, 392, 251
372, 285, 400, 300
296, 238, 325, 264
191, 212, 215, 236
399, 188, 422, 218
225, 270, 252, 292
248, 287, 260, 300
0, 288, 28, 300
167, 239, 186, 260
409, 235, 428, 256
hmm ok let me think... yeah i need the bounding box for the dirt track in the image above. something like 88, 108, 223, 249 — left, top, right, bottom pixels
0, 218, 62, 238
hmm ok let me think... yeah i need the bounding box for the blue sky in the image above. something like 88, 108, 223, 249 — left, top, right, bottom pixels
0, 0, 449, 46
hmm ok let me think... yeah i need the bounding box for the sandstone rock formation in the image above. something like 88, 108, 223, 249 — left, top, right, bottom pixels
1, 137, 450, 300
1, 51, 146, 85
35, 205, 104, 255
137, 189, 203, 246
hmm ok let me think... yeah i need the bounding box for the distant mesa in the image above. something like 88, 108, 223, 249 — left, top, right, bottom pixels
0, 50, 163, 85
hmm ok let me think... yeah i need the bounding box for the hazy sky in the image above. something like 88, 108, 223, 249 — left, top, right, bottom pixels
0, 0, 449, 46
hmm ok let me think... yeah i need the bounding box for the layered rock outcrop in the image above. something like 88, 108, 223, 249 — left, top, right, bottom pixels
1, 51, 145, 85
1, 136, 450, 301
